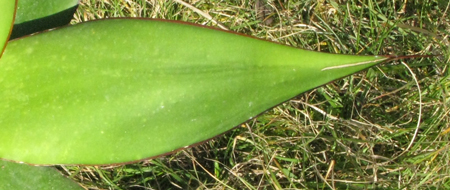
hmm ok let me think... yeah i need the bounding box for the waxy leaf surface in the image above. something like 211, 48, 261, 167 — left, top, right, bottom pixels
0, 0, 16, 57
10, 0, 79, 39
0, 19, 388, 165
0, 160, 83, 189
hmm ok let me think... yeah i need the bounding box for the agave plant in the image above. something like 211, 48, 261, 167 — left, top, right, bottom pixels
0, 0, 430, 188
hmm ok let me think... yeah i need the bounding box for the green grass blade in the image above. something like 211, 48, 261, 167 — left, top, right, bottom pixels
0, 19, 389, 165
0, 160, 83, 189
0, 0, 16, 58
10, 0, 79, 39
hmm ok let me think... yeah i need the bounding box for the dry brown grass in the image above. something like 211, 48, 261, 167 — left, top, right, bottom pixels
65, 0, 450, 189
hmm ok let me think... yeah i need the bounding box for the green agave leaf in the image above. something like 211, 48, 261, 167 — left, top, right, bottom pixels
0, 160, 83, 189
0, 0, 17, 58
0, 19, 389, 165
10, 0, 79, 39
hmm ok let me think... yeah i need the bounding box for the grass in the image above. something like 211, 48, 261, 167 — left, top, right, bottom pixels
59, 0, 450, 189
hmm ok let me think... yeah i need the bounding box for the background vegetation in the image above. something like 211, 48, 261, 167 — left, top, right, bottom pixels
60, 0, 449, 189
